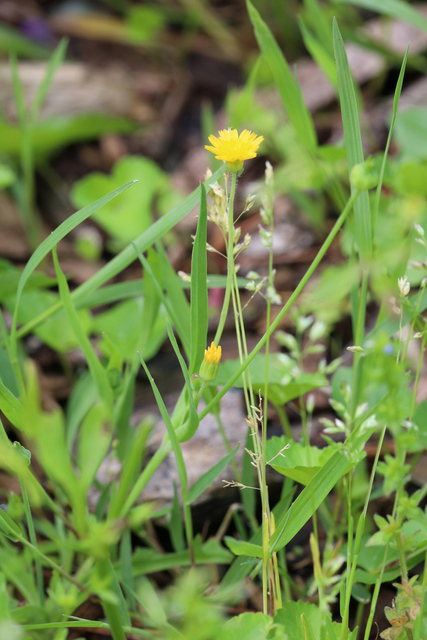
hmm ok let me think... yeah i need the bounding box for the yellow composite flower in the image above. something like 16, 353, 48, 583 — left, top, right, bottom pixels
205, 129, 264, 172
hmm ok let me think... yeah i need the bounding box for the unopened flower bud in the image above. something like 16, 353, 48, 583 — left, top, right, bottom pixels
199, 342, 222, 382
350, 157, 378, 191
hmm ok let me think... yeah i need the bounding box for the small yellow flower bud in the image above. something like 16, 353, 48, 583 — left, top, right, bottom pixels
199, 342, 222, 382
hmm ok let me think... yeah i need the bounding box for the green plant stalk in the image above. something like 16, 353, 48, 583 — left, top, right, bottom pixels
409, 308, 427, 420
363, 542, 390, 640
120, 188, 361, 533
401, 284, 425, 365
214, 171, 237, 346
96, 558, 127, 640
119, 190, 359, 515
138, 354, 195, 563
350, 268, 369, 422
341, 426, 386, 639
395, 532, 408, 583
19, 474, 44, 606
201, 189, 360, 421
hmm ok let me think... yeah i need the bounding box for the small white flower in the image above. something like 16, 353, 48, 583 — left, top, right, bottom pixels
398, 275, 410, 297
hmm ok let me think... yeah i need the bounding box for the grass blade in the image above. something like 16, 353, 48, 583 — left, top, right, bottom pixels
186, 444, 239, 505
372, 46, 408, 237
333, 17, 371, 260
11, 181, 136, 363
16, 165, 226, 340
268, 449, 351, 553
246, 0, 317, 152
335, 0, 427, 34
189, 183, 209, 375
52, 247, 113, 409
30, 39, 68, 124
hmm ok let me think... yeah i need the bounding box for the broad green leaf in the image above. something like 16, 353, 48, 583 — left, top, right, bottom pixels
333, 18, 371, 260
71, 156, 181, 250
189, 183, 208, 376
246, 0, 317, 152
393, 107, 427, 161
223, 612, 275, 640
266, 438, 338, 485
215, 353, 327, 403
5, 289, 92, 353
93, 297, 166, 361
186, 444, 239, 504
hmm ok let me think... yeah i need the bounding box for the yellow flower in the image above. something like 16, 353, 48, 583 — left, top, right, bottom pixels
199, 342, 222, 382
205, 129, 264, 172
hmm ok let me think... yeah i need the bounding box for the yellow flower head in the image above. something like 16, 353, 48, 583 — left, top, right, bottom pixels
204, 341, 222, 365
205, 129, 264, 172
199, 342, 222, 382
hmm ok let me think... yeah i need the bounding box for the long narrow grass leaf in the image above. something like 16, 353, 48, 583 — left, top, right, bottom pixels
186, 444, 239, 504
189, 183, 209, 375
246, 0, 317, 152
269, 449, 351, 553
336, 0, 427, 34
372, 46, 408, 237
52, 247, 113, 408
11, 180, 136, 353
333, 18, 371, 260
30, 39, 68, 124
17, 165, 226, 339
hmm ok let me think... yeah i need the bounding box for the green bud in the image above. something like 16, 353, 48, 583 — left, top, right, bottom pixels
350, 157, 378, 191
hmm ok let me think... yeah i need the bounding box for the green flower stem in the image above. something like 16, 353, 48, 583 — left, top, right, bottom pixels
214, 171, 237, 346
363, 543, 390, 640
96, 558, 127, 640
19, 474, 44, 606
350, 268, 369, 422
341, 426, 387, 640
200, 189, 360, 421
395, 531, 408, 583
118, 190, 358, 523
409, 319, 427, 421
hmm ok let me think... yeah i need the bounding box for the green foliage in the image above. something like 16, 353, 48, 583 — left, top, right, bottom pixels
3, 2, 427, 639
71, 155, 182, 250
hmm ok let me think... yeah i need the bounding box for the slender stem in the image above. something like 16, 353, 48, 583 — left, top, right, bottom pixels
214, 171, 237, 346
117, 190, 360, 520
200, 190, 360, 421
96, 558, 127, 640
350, 269, 369, 422
19, 474, 44, 606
